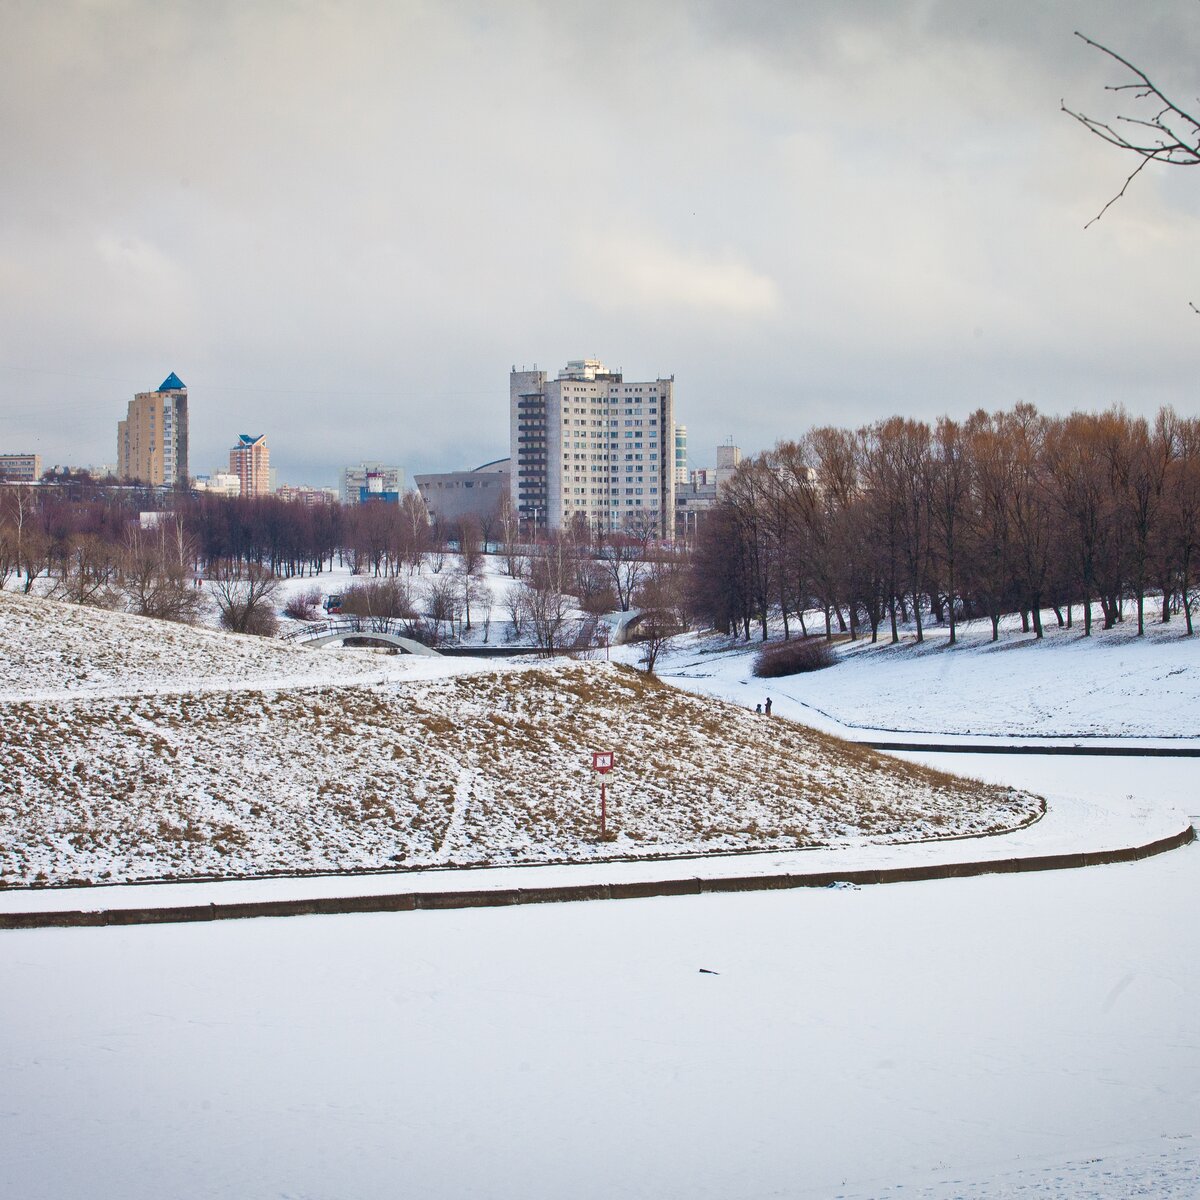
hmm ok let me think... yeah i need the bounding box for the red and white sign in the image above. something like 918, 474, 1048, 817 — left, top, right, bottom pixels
592, 751, 615, 774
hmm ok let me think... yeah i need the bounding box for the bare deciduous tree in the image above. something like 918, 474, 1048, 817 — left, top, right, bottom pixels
120, 520, 203, 623
51, 535, 120, 608
423, 573, 461, 642
341, 577, 415, 628
209, 561, 280, 635
523, 536, 573, 652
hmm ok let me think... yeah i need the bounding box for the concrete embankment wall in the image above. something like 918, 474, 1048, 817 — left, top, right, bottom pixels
2, 826, 1192, 931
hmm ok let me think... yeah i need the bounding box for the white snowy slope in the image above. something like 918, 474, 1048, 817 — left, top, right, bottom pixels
0, 587, 398, 699
0, 657, 1038, 886
656, 608, 1200, 742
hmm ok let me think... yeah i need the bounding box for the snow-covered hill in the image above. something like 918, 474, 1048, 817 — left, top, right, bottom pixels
0, 593, 1038, 887
0, 588, 391, 699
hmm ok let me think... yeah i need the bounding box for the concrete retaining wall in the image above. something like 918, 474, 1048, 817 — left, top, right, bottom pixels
1, 826, 1192, 932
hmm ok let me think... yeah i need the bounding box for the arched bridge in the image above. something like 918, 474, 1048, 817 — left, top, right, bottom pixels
280, 617, 442, 656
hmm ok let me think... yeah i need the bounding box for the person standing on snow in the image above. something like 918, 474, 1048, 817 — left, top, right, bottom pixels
765, 697, 773, 716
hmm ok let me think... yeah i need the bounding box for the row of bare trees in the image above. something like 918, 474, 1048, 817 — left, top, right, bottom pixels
693, 404, 1200, 642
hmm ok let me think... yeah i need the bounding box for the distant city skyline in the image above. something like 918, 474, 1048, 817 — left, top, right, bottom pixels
2, 2, 1199, 488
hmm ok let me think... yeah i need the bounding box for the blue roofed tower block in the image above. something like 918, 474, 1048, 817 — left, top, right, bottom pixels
117, 372, 189, 487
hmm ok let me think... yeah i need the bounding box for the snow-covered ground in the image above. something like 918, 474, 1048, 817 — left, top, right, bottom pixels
657, 610, 1200, 741
3, 564, 1198, 1196
1, 754, 1196, 1199
0, 585, 393, 699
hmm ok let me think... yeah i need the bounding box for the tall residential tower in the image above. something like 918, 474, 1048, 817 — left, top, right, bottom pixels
229, 433, 270, 497
117, 372, 189, 487
510, 358, 676, 536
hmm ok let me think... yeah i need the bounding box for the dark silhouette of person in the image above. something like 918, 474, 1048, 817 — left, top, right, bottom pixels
765, 697, 773, 716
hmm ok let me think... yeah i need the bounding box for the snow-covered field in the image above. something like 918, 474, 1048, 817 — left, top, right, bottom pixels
2, 563, 1198, 1196
659, 610, 1200, 741
1, 754, 1196, 1200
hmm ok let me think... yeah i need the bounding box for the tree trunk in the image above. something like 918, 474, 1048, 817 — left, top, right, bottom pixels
1182, 553, 1194, 635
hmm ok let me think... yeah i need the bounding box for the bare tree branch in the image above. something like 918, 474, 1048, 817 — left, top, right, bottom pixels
1063, 30, 1200, 226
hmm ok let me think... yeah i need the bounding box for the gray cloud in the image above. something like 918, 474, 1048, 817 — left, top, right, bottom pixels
1, 0, 1197, 485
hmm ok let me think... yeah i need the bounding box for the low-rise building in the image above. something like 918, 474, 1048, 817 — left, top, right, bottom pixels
194, 472, 242, 498
275, 484, 339, 505
0, 453, 42, 483
675, 443, 742, 540
415, 458, 510, 527
342, 462, 404, 504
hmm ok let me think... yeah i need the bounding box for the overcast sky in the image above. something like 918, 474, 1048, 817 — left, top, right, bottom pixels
1, 0, 1197, 487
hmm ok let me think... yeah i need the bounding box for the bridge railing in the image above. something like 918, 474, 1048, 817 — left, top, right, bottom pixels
280, 616, 419, 644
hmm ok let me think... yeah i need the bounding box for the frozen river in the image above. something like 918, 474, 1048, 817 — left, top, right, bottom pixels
1, 753, 1197, 1198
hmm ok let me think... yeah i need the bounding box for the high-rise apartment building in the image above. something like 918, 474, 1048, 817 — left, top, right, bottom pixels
117, 372, 189, 487
674, 424, 688, 484
510, 358, 676, 536
229, 434, 270, 497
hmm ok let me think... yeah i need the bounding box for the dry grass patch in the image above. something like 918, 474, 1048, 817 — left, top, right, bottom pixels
0, 662, 1041, 886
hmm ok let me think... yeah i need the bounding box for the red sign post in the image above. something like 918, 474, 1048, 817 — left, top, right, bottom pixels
591, 751, 615, 839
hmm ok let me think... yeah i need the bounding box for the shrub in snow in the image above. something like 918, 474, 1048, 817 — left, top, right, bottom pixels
283, 588, 323, 622
341, 578, 415, 622
753, 638, 835, 678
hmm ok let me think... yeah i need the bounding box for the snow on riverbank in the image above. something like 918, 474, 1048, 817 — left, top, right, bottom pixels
655, 608, 1200, 741
3, 815, 1197, 1200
